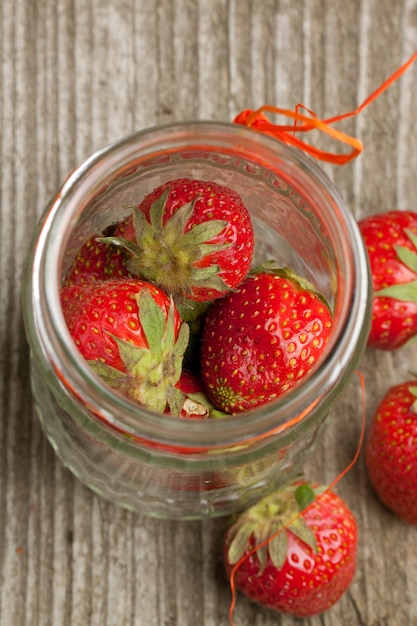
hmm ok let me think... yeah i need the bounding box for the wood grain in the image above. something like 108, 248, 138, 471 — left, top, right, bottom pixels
1, 1, 417, 624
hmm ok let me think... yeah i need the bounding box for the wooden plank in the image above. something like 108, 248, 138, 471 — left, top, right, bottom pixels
1, 0, 416, 624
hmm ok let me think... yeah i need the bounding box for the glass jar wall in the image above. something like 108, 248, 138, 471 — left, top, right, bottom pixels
22, 122, 371, 519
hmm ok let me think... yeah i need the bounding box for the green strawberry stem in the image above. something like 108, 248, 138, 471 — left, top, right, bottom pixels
295, 483, 316, 509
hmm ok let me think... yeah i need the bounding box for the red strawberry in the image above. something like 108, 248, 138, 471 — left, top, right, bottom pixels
60, 278, 190, 416
64, 227, 131, 287
200, 266, 333, 413
365, 380, 417, 524
358, 210, 417, 350
176, 370, 215, 419
102, 177, 254, 303
224, 481, 358, 617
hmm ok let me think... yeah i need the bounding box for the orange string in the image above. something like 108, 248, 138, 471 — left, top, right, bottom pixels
228, 371, 366, 626
233, 51, 417, 165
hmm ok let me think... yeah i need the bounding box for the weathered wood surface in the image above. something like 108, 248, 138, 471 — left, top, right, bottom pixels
1, 1, 417, 624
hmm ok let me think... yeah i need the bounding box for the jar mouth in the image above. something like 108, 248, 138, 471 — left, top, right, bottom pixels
28, 121, 371, 448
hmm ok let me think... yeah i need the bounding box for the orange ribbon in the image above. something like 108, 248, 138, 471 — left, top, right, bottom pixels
233, 51, 417, 165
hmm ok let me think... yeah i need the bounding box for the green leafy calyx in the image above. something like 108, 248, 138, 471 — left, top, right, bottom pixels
226, 480, 319, 573
375, 229, 417, 303
100, 188, 233, 298
89, 290, 190, 416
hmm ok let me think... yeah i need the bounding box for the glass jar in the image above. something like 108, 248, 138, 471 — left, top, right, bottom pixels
22, 122, 371, 520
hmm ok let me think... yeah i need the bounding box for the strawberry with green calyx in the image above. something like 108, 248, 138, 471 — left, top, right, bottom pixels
366, 380, 417, 524
176, 371, 209, 419
64, 225, 131, 287
177, 370, 229, 419
100, 177, 255, 303
358, 210, 417, 350
61, 278, 191, 416
200, 264, 333, 413
224, 480, 358, 617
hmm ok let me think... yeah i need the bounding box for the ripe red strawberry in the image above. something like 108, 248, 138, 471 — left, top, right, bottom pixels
60, 278, 190, 416
64, 227, 131, 287
224, 481, 358, 617
102, 177, 254, 303
365, 380, 417, 524
358, 210, 417, 350
200, 266, 333, 413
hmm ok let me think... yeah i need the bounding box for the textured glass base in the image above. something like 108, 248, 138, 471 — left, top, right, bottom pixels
31, 360, 329, 520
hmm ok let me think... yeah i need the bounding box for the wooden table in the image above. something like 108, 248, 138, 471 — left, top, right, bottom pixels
1, 1, 416, 624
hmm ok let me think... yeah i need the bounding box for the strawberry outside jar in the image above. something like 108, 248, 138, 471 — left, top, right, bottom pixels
22, 122, 371, 520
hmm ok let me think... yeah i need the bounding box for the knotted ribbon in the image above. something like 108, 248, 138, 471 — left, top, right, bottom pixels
233, 51, 417, 165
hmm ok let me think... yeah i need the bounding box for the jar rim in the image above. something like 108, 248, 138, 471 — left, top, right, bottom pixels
25, 121, 371, 448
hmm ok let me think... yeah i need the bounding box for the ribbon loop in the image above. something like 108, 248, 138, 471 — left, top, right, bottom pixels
233, 50, 417, 165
